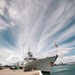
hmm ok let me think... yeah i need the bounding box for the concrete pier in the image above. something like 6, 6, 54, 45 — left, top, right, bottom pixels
0, 69, 43, 75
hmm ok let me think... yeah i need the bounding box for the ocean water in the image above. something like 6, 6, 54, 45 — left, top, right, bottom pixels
43, 65, 75, 75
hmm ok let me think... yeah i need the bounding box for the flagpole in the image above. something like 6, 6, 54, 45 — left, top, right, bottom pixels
55, 46, 57, 55
55, 43, 58, 55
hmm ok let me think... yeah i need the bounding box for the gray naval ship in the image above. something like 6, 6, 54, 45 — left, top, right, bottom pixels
22, 50, 58, 73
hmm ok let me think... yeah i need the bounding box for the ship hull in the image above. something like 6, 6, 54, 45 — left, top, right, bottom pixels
24, 55, 58, 72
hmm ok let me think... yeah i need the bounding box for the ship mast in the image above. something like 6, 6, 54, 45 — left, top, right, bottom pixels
28, 45, 33, 59
23, 45, 25, 59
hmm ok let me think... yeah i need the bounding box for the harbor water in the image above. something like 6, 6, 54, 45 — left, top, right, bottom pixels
43, 65, 75, 75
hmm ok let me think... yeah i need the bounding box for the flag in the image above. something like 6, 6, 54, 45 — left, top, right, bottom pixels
55, 43, 58, 48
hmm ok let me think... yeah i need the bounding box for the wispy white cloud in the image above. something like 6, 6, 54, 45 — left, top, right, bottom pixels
56, 55, 75, 64
6, 55, 23, 63
0, 0, 5, 15
0, 47, 23, 65
0, 0, 75, 64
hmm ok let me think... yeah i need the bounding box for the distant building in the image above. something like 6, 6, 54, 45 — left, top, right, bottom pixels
67, 62, 75, 65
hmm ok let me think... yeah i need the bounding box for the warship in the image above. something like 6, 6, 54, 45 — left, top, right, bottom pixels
23, 48, 58, 73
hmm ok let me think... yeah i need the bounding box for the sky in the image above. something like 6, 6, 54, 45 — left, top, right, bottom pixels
0, 0, 75, 65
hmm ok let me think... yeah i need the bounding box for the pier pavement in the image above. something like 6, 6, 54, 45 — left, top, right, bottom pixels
0, 68, 43, 75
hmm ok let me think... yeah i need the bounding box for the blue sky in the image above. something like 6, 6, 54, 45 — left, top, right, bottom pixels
0, 0, 75, 65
